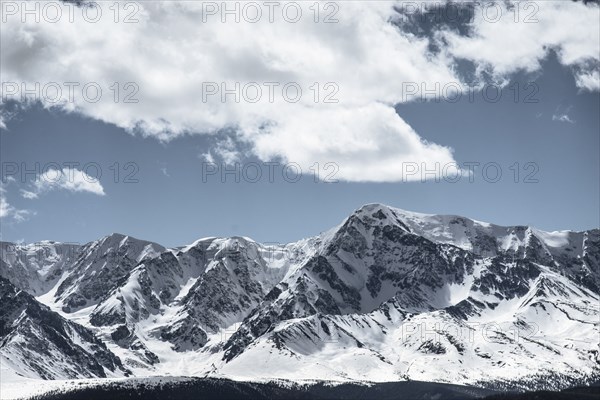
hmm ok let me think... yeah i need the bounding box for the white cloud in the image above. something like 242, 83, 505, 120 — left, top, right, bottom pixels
0, 108, 15, 131
575, 69, 600, 92
20, 189, 39, 199
0, 184, 33, 222
212, 136, 245, 165
0, 1, 462, 182
552, 114, 575, 124
0, 1, 598, 181
1, 168, 103, 223
0, 190, 10, 218
247, 103, 457, 182
29, 168, 106, 197
441, 1, 600, 89
11, 209, 32, 222
200, 151, 215, 164
552, 105, 575, 124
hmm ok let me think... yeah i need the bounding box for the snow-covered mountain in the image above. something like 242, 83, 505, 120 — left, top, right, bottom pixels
0, 241, 80, 296
48, 233, 165, 313
0, 204, 598, 392
0, 277, 129, 380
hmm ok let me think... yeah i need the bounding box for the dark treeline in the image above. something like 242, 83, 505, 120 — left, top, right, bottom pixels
25, 378, 492, 400
23, 378, 600, 400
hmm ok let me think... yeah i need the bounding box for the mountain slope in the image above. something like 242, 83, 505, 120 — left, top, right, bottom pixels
86, 237, 312, 367
0, 204, 598, 392
0, 241, 80, 296
51, 234, 165, 313
217, 205, 599, 386
0, 277, 130, 380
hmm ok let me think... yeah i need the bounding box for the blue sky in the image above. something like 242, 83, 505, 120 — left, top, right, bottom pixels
1, 1, 599, 247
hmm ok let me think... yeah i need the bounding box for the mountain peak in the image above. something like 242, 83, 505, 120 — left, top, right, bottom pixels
347, 203, 421, 233
93, 233, 165, 252
354, 202, 402, 215
352, 203, 435, 221
352, 203, 396, 219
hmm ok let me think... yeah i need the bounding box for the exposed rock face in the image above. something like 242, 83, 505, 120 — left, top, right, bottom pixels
0, 241, 80, 296
0, 277, 130, 379
0, 204, 598, 390
55, 233, 165, 313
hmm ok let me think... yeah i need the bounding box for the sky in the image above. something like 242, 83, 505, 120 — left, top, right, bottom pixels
1, 1, 599, 248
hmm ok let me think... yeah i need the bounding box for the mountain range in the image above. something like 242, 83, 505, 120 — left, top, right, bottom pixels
1, 204, 598, 397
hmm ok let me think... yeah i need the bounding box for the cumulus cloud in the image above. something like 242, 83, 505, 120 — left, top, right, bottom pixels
1, 1, 598, 181
575, 69, 600, 92
0, 107, 16, 131
1, 168, 103, 223
0, 188, 11, 218
441, 1, 600, 89
0, 184, 33, 222
27, 168, 106, 197
247, 103, 457, 182
209, 136, 245, 165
